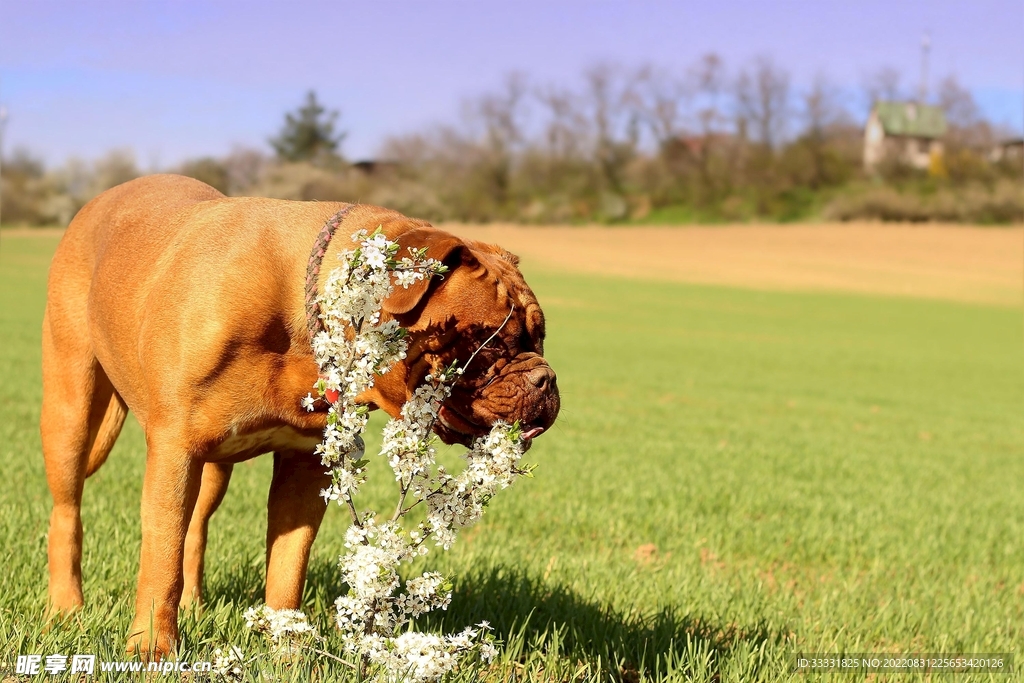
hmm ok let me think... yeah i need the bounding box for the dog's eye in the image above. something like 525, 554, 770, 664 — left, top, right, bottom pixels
518, 328, 534, 352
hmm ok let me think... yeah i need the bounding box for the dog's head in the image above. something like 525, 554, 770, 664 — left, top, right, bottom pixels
366, 226, 560, 447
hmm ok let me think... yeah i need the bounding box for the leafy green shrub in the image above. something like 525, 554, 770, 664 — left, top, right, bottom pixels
178, 157, 230, 194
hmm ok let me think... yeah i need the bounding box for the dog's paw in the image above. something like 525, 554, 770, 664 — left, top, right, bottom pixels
46, 584, 85, 619
126, 624, 179, 661
179, 585, 205, 612
42, 602, 83, 635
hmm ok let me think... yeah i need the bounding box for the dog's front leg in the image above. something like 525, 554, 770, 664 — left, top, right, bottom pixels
127, 437, 203, 658
265, 451, 331, 609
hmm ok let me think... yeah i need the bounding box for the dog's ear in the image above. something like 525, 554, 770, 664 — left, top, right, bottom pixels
382, 229, 467, 315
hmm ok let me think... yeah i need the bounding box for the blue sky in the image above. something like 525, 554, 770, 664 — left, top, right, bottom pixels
1, 0, 1021, 166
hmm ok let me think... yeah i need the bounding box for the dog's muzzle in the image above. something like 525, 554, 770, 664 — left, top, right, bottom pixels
437, 355, 560, 447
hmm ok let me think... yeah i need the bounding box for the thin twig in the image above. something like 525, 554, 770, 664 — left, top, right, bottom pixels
391, 484, 409, 522
461, 305, 515, 376
299, 644, 358, 670
343, 493, 362, 528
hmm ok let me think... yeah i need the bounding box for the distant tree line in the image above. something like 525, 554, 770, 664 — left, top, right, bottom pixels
2, 57, 1022, 227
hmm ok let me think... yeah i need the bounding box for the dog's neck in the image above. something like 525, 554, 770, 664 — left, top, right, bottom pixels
303, 203, 358, 345
296, 204, 432, 420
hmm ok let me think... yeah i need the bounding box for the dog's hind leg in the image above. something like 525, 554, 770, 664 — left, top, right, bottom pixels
84, 387, 128, 478
127, 429, 203, 657
41, 305, 127, 615
180, 462, 233, 608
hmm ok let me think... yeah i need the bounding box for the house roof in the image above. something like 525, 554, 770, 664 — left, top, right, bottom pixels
874, 101, 947, 139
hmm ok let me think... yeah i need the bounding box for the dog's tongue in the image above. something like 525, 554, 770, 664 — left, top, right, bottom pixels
441, 405, 546, 442
521, 426, 545, 440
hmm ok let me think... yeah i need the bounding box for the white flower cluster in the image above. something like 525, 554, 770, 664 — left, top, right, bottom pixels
211, 646, 245, 682
423, 421, 529, 550
376, 373, 531, 549
364, 623, 498, 683
306, 229, 445, 509
334, 519, 446, 643
244, 604, 318, 646
328, 373, 519, 680
379, 378, 452, 488
242, 227, 527, 682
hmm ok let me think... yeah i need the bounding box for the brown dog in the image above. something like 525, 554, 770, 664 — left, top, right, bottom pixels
41, 174, 559, 657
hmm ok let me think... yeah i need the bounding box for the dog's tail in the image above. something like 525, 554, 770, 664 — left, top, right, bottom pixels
84, 390, 128, 478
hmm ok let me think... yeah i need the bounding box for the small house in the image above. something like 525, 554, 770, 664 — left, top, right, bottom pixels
863, 101, 947, 172
989, 137, 1023, 164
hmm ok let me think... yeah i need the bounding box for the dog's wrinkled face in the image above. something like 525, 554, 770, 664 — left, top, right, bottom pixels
380, 228, 560, 447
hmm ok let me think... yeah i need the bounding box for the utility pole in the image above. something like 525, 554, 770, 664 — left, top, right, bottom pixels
919, 32, 931, 103
0, 106, 8, 225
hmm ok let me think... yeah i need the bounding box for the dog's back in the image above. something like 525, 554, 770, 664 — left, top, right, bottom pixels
46, 176, 225, 422
56, 174, 224, 284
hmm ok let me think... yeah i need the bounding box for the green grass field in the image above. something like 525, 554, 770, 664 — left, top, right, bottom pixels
1, 232, 1022, 682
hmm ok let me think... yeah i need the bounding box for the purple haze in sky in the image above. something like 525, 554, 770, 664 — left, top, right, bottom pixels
1, 0, 1020, 166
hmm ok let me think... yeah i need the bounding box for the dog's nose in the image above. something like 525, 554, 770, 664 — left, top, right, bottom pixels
526, 365, 556, 392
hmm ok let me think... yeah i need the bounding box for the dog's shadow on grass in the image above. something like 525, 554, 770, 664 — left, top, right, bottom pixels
204, 557, 266, 608
205, 558, 782, 679
429, 566, 779, 678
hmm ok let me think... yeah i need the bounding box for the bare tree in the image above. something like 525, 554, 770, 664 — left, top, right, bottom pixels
862, 66, 905, 107
801, 75, 850, 187
634, 64, 690, 145
937, 74, 991, 150
535, 84, 590, 161
735, 56, 791, 149
465, 73, 530, 207
378, 131, 431, 168
223, 146, 268, 195
583, 63, 640, 193
92, 149, 139, 192
937, 74, 980, 128
474, 72, 529, 151
804, 75, 846, 136
686, 53, 731, 196
690, 53, 727, 135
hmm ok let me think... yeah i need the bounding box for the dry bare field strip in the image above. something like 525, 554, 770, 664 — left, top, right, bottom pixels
444, 222, 1024, 307
8, 223, 1021, 306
